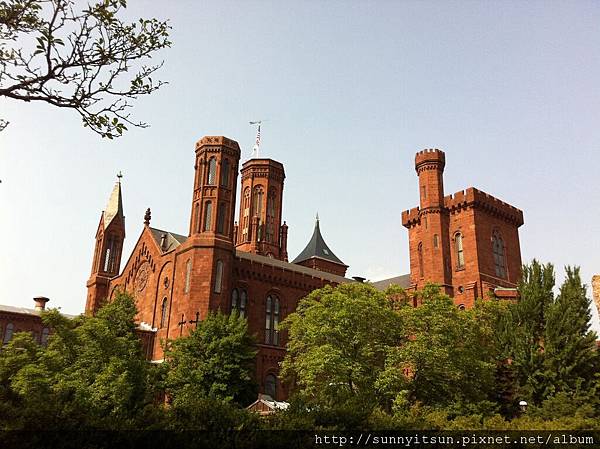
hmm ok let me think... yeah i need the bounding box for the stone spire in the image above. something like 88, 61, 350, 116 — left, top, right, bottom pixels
103, 173, 124, 229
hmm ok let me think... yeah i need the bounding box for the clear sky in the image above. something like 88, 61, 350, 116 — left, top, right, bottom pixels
1, 1, 599, 330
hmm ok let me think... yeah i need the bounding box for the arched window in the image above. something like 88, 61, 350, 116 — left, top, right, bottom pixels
433, 234, 439, 249
203, 201, 212, 231
253, 186, 264, 217
194, 202, 201, 233
242, 188, 251, 242
217, 202, 227, 234
264, 374, 277, 399
41, 328, 50, 346
265, 295, 280, 345
417, 242, 424, 278
184, 259, 192, 294
207, 158, 217, 185
266, 189, 276, 243
3, 323, 14, 344
160, 298, 168, 328
231, 289, 248, 318
492, 232, 506, 278
214, 260, 223, 293
103, 235, 118, 273
455, 232, 465, 269
221, 158, 230, 186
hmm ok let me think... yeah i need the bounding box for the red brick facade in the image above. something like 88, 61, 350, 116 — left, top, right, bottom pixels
85, 136, 348, 401
84, 140, 524, 400
401, 149, 524, 308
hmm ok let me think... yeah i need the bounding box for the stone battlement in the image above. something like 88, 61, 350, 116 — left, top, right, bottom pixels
195, 136, 241, 151
415, 148, 445, 170
444, 187, 524, 226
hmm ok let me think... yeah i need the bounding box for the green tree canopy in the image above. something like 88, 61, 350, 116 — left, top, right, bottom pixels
280, 283, 404, 425
163, 311, 257, 409
0, 292, 161, 430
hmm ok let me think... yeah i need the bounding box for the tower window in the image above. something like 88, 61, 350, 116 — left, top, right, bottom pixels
492, 231, 506, 278
207, 158, 217, 185
160, 298, 168, 328
194, 202, 201, 233
217, 202, 227, 235
253, 186, 264, 217
231, 288, 247, 318
103, 235, 119, 274
184, 259, 192, 294
3, 323, 13, 344
417, 242, 424, 278
433, 234, 439, 249
214, 260, 224, 293
242, 188, 250, 242
264, 373, 277, 399
203, 201, 212, 232
265, 295, 280, 345
455, 232, 465, 269
221, 158, 230, 187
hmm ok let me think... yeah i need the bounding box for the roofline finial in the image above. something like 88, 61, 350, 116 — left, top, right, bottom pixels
116, 170, 123, 183
316, 211, 319, 222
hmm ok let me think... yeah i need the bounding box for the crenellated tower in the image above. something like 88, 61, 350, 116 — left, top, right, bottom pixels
86, 176, 126, 314
172, 136, 241, 325
235, 158, 288, 260
406, 149, 452, 293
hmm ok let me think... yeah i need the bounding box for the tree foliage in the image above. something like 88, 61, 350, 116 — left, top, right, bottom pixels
281, 283, 404, 426
0, 0, 171, 137
163, 311, 258, 409
0, 292, 161, 429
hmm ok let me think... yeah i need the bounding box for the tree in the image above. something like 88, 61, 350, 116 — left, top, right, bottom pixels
0, 291, 162, 430
280, 283, 404, 426
377, 284, 498, 415
543, 267, 599, 399
0, 0, 171, 138
163, 311, 257, 410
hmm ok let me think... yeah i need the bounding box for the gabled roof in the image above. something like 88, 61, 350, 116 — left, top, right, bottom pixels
292, 217, 346, 266
371, 274, 411, 291
103, 180, 124, 229
149, 227, 188, 253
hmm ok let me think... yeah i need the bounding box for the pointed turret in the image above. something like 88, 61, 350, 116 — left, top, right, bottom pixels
292, 215, 348, 277
86, 174, 126, 315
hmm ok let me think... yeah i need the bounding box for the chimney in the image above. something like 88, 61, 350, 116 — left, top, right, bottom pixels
33, 296, 49, 310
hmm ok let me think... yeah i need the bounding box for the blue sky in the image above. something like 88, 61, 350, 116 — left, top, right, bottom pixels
1, 0, 599, 329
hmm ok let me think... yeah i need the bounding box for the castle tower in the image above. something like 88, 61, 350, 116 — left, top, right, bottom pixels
173, 136, 241, 325
292, 215, 348, 277
86, 176, 126, 314
406, 149, 452, 293
235, 158, 287, 260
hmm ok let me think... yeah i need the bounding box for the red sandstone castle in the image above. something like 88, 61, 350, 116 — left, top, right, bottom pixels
81, 137, 524, 400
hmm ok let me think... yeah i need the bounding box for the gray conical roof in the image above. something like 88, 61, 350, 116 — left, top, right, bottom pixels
292, 217, 346, 266
103, 180, 123, 229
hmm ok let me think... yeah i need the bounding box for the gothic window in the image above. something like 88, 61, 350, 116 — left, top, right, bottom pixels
231, 288, 248, 318
433, 234, 439, 249
103, 235, 118, 273
221, 158, 230, 187
203, 201, 212, 232
253, 186, 264, 217
184, 259, 192, 294
266, 189, 276, 243
265, 295, 280, 345
41, 328, 50, 346
492, 231, 507, 278
217, 202, 227, 235
160, 298, 168, 328
3, 323, 13, 344
214, 260, 224, 293
455, 232, 465, 269
417, 242, 424, 278
207, 157, 217, 185
194, 202, 201, 233
264, 374, 277, 399
242, 187, 251, 241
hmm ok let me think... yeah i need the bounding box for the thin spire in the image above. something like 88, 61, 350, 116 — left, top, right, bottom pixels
104, 174, 124, 229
